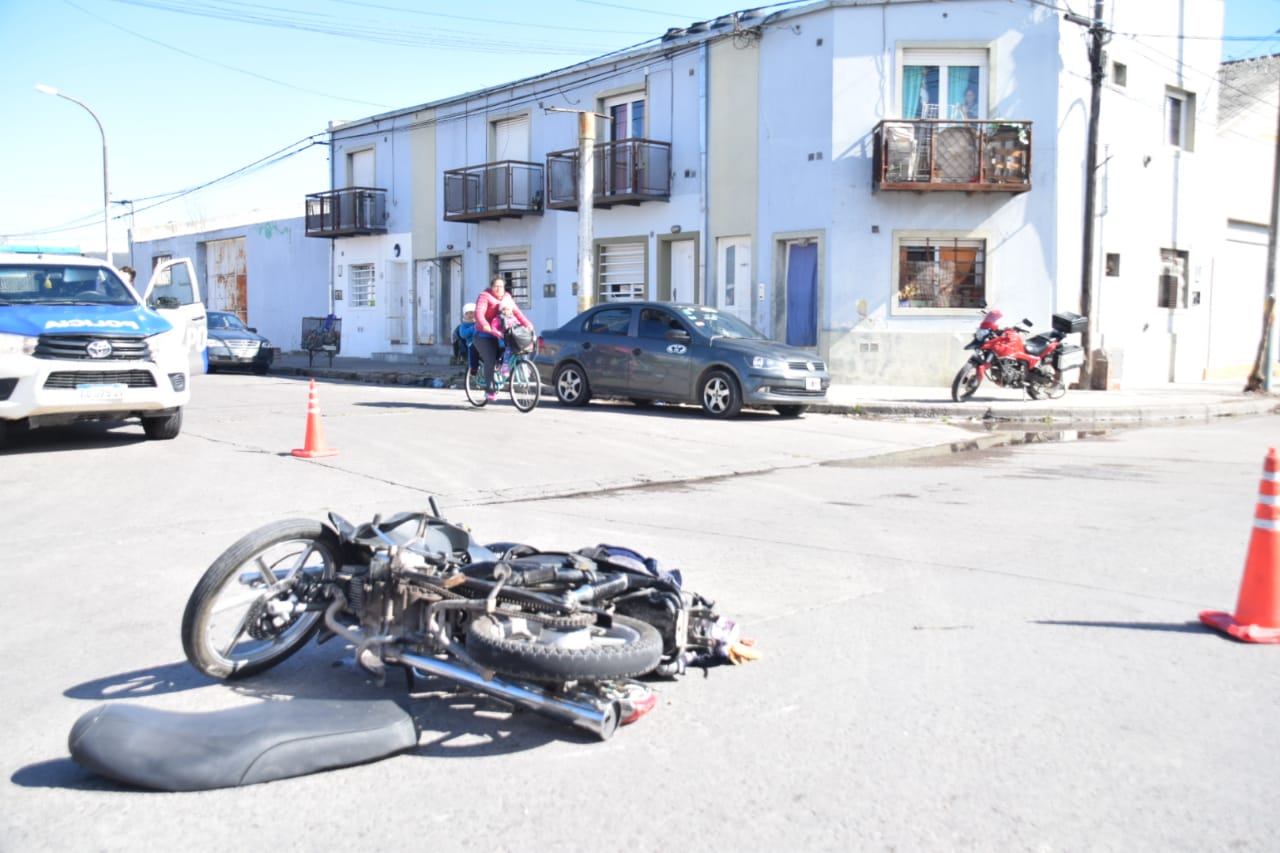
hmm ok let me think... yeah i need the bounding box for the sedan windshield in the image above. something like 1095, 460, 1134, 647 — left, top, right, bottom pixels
208, 312, 248, 331
674, 306, 765, 340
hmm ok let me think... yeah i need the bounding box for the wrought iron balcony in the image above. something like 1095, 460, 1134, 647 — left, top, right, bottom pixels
873, 120, 1032, 193
546, 139, 671, 209
443, 161, 544, 222
304, 187, 387, 238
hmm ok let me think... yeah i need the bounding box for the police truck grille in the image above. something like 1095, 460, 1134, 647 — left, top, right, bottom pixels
44, 371, 158, 389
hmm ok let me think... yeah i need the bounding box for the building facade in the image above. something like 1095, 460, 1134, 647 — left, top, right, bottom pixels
132, 209, 329, 352
297, 0, 1227, 385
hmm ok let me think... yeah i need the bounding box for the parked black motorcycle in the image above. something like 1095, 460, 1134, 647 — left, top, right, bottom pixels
179, 500, 747, 740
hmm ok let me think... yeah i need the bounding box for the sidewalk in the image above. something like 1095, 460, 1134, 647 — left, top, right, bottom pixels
267, 351, 1280, 425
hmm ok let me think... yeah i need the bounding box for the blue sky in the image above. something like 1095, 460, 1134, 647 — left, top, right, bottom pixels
2, 0, 1277, 254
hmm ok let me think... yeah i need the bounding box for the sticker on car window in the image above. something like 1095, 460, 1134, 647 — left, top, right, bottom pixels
666, 344, 687, 355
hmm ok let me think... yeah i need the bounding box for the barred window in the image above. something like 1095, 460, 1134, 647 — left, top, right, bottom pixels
349, 263, 376, 307
598, 241, 646, 302
492, 251, 530, 308
1158, 248, 1188, 309
895, 236, 986, 310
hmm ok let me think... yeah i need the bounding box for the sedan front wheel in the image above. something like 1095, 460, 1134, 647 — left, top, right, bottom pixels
699, 369, 742, 418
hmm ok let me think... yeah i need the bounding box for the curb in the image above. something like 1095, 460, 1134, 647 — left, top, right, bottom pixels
266, 362, 1280, 425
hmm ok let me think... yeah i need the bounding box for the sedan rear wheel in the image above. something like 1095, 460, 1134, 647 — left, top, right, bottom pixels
699, 369, 742, 419
554, 363, 592, 407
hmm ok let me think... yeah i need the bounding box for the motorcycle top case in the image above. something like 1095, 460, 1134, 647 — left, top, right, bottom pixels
1052, 312, 1087, 334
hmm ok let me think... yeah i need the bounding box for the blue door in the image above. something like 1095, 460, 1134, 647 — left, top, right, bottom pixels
785, 241, 818, 347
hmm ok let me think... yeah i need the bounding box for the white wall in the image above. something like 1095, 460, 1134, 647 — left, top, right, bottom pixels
132, 214, 329, 351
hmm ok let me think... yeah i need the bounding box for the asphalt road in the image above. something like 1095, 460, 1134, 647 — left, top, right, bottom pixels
3, 373, 1278, 851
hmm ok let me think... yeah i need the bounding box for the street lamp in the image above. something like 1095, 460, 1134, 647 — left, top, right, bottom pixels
35, 84, 110, 260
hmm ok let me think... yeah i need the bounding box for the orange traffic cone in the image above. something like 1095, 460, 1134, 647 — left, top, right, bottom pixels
1200, 447, 1280, 643
291, 379, 339, 459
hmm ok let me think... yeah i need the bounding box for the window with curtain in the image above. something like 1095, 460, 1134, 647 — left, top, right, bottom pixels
895, 235, 986, 311
901, 48, 987, 119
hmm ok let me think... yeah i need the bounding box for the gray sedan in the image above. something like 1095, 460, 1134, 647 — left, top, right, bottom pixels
534, 301, 829, 418
206, 311, 275, 374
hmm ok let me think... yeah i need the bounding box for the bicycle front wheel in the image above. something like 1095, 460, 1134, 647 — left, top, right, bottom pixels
508, 356, 542, 413
464, 366, 488, 407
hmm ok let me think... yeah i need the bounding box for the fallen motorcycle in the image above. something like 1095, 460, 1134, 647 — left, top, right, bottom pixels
951, 308, 1087, 402
179, 500, 751, 740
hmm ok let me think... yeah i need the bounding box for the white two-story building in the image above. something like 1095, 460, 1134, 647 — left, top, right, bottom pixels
148, 0, 1232, 387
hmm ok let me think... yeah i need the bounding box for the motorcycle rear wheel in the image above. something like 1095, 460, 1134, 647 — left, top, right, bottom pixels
1028, 379, 1067, 400
466, 613, 663, 683
951, 362, 982, 402
181, 520, 339, 680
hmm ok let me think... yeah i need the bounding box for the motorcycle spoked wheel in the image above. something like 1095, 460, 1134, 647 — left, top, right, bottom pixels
1027, 370, 1067, 400
951, 361, 983, 402
1027, 381, 1066, 400
181, 519, 340, 680
466, 612, 663, 683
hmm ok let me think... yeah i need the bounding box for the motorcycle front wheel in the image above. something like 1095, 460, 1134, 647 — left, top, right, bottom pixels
181, 519, 339, 680
466, 613, 663, 683
951, 362, 982, 402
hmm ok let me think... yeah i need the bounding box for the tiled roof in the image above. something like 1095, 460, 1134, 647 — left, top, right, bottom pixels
1220, 55, 1280, 124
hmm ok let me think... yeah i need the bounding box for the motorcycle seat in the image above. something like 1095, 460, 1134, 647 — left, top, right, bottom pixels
68, 698, 417, 791
1024, 332, 1057, 356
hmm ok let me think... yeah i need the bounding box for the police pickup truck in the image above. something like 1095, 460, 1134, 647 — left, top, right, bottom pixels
0, 249, 206, 446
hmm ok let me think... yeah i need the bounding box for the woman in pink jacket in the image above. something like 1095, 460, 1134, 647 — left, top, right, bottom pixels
473, 276, 533, 401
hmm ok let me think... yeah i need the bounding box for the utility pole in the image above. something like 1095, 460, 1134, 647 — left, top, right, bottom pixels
1065, 1, 1109, 389
36, 84, 110, 260
577, 110, 596, 314
1245, 83, 1280, 393
546, 106, 606, 312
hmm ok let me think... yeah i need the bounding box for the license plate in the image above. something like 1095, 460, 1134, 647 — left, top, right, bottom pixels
77, 383, 126, 401
805, 377, 822, 391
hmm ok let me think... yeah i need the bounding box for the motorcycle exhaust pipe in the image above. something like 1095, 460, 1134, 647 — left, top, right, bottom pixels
390, 649, 621, 741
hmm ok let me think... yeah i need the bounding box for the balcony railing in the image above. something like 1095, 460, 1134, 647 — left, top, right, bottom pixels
443, 161, 544, 222
304, 187, 388, 238
873, 120, 1032, 193
546, 139, 671, 209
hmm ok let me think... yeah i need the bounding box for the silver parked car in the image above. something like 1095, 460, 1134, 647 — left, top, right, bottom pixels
534, 302, 829, 418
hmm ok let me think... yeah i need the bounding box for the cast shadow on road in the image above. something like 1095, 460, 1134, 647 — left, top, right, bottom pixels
0, 421, 146, 455
356, 399, 466, 413
354, 398, 783, 421
1033, 619, 1212, 634
16, 646, 577, 791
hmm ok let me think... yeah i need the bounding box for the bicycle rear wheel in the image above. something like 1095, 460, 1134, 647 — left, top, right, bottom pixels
508, 356, 541, 413
464, 367, 488, 407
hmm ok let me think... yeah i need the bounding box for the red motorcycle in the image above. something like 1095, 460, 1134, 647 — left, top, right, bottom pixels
951, 309, 1086, 402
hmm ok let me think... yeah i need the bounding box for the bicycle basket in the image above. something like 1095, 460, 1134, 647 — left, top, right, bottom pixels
505, 324, 535, 355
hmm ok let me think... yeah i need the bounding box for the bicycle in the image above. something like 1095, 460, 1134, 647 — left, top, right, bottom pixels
464, 343, 541, 413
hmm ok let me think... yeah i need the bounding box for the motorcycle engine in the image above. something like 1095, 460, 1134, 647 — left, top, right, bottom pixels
1027, 364, 1055, 385
994, 357, 1023, 385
